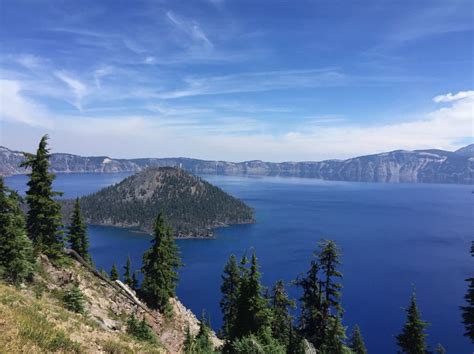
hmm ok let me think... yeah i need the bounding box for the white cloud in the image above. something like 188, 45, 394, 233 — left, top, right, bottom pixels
433, 90, 474, 103
0, 80, 53, 128
16, 54, 43, 70
166, 11, 213, 49
2, 81, 473, 161
54, 71, 88, 111
93, 66, 114, 88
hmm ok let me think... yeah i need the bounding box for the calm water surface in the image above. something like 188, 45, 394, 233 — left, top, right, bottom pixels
5, 173, 473, 353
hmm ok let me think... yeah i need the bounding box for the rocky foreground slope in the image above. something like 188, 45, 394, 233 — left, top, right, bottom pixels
1, 144, 473, 184
61, 167, 254, 237
0, 252, 220, 353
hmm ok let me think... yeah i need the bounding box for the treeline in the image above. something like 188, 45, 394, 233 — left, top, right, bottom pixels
62, 166, 255, 236
1, 135, 473, 353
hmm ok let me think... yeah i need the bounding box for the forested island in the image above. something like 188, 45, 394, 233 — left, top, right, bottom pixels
61, 167, 255, 238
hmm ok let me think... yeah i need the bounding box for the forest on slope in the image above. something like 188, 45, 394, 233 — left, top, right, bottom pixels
61, 167, 255, 237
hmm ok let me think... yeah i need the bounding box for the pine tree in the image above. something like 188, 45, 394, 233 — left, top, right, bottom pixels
461, 241, 474, 342
63, 285, 85, 313
295, 254, 323, 345
0, 177, 34, 284
349, 325, 367, 354
110, 263, 119, 281
396, 292, 429, 354
194, 312, 214, 353
270, 280, 295, 348
295, 240, 344, 349
183, 324, 196, 353
141, 213, 182, 315
20, 135, 64, 258
323, 314, 346, 353
434, 343, 446, 354
67, 198, 91, 263
131, 271, 139, 291
123, 255, 133, 287
234, 252, 270, 339
220, 254, 241, 340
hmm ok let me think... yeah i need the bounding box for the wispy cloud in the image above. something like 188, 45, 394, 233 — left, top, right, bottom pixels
2, 80, 472, 161
15, 54, 44, 70
166, 11, 213, 49
54, 71, 88, 111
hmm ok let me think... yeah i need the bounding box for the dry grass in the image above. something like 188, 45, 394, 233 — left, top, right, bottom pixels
0, 283, 165, 353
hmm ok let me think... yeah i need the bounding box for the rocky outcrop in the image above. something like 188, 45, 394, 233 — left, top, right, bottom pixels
35, 252, 222, 353
1, 144, 473, 184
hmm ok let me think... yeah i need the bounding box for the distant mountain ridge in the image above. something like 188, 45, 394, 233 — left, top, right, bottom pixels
61, 167, 255, 237
1, 144, 473, 184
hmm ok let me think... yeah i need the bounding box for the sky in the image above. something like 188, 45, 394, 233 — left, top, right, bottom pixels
0, 0, 473, 161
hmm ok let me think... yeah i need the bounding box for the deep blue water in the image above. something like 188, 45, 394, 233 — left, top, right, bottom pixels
5, 173, 473, 353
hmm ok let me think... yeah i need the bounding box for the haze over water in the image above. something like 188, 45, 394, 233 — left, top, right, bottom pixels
5, 173, 473, 353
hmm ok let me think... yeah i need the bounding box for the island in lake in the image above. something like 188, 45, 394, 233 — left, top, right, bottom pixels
61, 167, 255, 238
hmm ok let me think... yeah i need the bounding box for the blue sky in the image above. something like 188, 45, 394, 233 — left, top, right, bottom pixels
0, 0, 473, 161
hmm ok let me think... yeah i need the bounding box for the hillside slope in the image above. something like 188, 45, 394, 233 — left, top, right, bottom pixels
1, 144, 473, 184
0, 253, 220, 353
62, 167, 255, 237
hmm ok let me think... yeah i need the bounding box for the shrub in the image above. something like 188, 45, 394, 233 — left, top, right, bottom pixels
63, 285, 85, 314
126, 314, 156, 343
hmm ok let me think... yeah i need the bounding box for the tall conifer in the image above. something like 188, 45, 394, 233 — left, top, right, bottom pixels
396, 292, 428, 354
270, 280, 295, 348
123, 255, 133, 287
110, 263, 119, 281
234, 253, 270, 338
67, 198, 90, 263
349, 325, 367, 354
220, 254, 241, 340
0, 178, 34, 284
141, 213, 182, 315
20, 135, 63, 258
295, 240, 344, 349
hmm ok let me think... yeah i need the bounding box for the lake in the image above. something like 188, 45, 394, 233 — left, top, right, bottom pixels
5, 173, 473, 353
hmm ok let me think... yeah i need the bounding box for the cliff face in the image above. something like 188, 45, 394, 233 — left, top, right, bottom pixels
1, 144, 473, 184
0, 253, 221, 353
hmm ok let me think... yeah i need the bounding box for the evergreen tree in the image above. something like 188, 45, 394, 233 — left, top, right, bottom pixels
126, 314, 155, 343
183, 324, 196, 353
349, 325, 367, 354
63, 285, 85, 313
123, 255, 133, 287
295, 254, 323, 345
0, 178, 34, 284
234, 253, 270, 339
67, 198, 90, 263
194, 312, 214, 353
131, 271, 139, 291
434, 343, 446, 354
141, 213, 182, 315
110, 263, 119, 281
270, 280, 295, 348
295, 240, 344, 349
322, 314, 346, 353
220, 254, 241, 340
396, 292, 429, 354
461, 241, 474, 342
20, 135, 64, 258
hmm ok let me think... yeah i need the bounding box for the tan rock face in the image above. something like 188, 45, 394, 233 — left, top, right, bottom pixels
37, 254, 222, 353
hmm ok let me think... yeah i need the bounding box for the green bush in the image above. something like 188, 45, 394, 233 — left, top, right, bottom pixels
126, 314, 156, 344
63, 285, 85, 314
